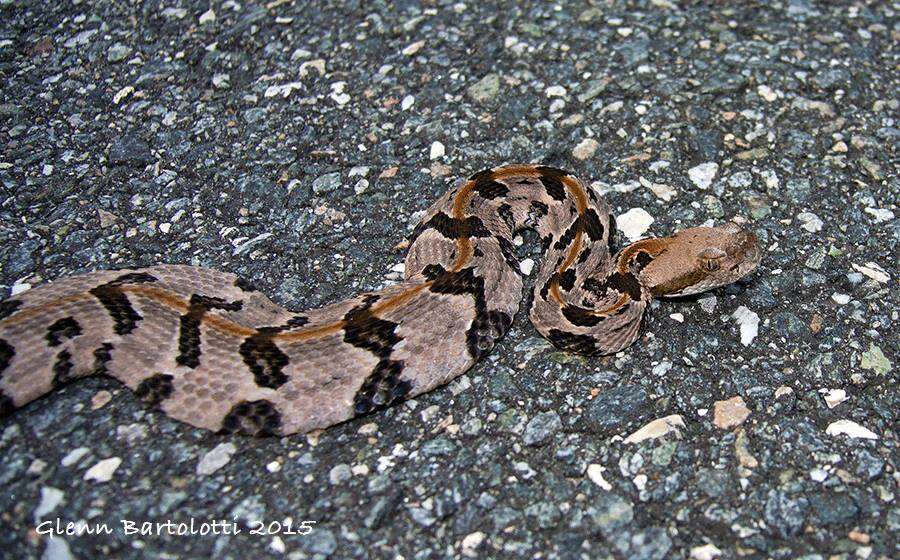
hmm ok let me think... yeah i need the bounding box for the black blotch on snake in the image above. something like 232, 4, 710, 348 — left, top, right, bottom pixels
51, 350, 75, 387
46, 317, 83, 347
0, 338, 15, 375
353, 358, 411, 416
343, 295, 402, 359
239, 332, 291, 390
220, 399, 282, 436
88, 274, 158, 335
535, 166, 570, 201
135, 373, 174, 406
546, 328, 598, 354
0, 300, 22, 321
177, 295, 243, 368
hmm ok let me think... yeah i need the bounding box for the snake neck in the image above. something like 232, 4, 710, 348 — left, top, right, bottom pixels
612, 237, 670, 294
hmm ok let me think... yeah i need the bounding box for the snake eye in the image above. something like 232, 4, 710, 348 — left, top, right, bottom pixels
698, 247, 726, 273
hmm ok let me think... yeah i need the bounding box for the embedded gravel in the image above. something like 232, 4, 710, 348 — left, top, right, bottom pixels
0, 1, 897, 559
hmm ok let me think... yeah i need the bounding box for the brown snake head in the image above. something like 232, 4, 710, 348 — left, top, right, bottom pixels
621, 223, 761, 298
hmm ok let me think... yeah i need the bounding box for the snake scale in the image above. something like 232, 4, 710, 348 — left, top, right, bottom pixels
0, 165, 760, 436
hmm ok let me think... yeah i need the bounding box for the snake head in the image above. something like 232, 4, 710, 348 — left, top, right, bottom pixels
637, 223, 761, 298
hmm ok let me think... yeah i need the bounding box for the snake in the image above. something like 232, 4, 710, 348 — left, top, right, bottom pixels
0, 165, 760, 436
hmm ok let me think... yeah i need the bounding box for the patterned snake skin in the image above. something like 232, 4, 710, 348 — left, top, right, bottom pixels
0, 165, 760, 436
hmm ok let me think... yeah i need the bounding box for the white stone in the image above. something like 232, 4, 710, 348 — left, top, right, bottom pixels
809, 467, 828, 482
264, 82, 304, 98
690, 543, 722, 560
461, 531, 485, 557
391, 262, 406, 274
329, 463, 352, 484
113, 86, 134, 104
698, 295, 717, 314
572, 138, 599, 160
633, 473, 648, 491
688, 162, 718, 190
33, 487, 65, 522
401, 95, 414, 110
775, 386, 794, 398
402, 40, 425, 56
545, 85, 567, 97
329, 82, 350, 105
586, 464, 613, 490
196, 443, 237, 476
639, 176, 677, 201
669, 313, 684, 323
649, 160, 670, 173
623, 415, 685, 444
64, 29, 98, 48
826, 419, 878, 440
11, 280, 31, 296
731, 306, 759, 346
851, 262, 889, 284
42, 537, 74, 560
429, 141, 445, 160
757, 84, 777, 102
797, 212, 824, 233
831, 293, 850, 305
83, 457, 122, 482
601, 100, 624, 114
270, 536, 285, 554
519, 258, 535, 276
198, 9, 215, 24
299, 59, 326, 77
61, 447, 90, 467
616, 208, 654, 241
864, 207, 894, 223
593, 180, 640, 195
357, 423, 378, 435
266, 461, 282, 473
760, 169, 779, 190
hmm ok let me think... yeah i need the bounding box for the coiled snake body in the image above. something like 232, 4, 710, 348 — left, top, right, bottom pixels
0, 165, 760, 436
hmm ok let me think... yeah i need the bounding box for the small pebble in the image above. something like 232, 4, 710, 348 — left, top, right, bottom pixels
586, 464, 613, 491
731, 306, 759, 346
797, 212, 824, 233
572, 138, 599, 160
519, 258, 535, 276
84, 457, 122, 482
616, 208, 654, 241
198, 9, 215, 24
825, 419, 878, 440
713, 396, 751, 429
623, 415, 685, 444
429, 141, 445, 160
61, 447, 90, 467
688, 162, 718, 190
196, 443, 237, 476
545, 85, 567, 97
831, 293, 850, 305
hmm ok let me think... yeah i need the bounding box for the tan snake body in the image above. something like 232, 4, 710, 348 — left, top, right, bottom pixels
0, 165, 760, 436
